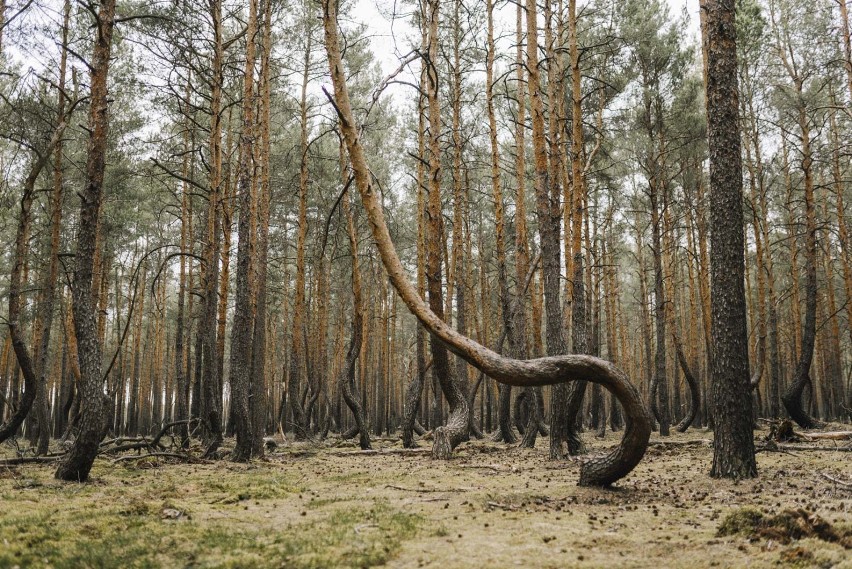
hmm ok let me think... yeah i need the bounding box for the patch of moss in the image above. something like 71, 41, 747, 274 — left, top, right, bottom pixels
717, 507, 764, 537
0, 479, 419, 569
276, 503, 421, 568
718, 507, 852, 549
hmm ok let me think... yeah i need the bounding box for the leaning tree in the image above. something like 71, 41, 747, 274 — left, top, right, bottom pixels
320, 0, 651, 487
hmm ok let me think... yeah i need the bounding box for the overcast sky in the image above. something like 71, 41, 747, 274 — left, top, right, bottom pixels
343, 0, 701, 114
349, 0, 702, 75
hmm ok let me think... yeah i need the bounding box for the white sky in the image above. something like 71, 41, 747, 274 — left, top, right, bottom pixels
349, 0, 702, 78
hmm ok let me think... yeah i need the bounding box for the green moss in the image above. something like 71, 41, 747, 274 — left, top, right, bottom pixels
718, 507, 852, 549
276, 503, 421, 568
0, 467, 419, 569
716, 507, 764, 537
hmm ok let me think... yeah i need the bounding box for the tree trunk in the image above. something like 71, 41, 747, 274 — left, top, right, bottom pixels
323, 2, 651, 486
230, 0, 259, 462
200, 0, 224, 454
250, 0, 273, 454
54, 0, 117, 482
289, 24, 312, 439
780, 95, 821, 429
423, 0, 469, 460
340, 162, 371, 450
705, 0, 757, 479
649, 174, 670, 436
27, 0, 72, 455
488, 0, 517, 446
401, 37, 428, 447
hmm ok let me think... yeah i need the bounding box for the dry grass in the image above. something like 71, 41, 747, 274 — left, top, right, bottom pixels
1, 427, 850, 568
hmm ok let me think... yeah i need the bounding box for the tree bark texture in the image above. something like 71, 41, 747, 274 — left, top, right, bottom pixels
705, 0, 757, 479
55, 0, 117, 482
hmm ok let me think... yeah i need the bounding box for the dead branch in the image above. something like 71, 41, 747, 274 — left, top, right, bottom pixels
0, 456, 62, 466
820, 472, 852, 487
324, 448, 431, 457
111, 452, 211, 464
801, 431, 852, 441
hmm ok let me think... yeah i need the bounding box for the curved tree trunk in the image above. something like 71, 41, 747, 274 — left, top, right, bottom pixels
0, 155, 47, 444
1, 63, 73, 447
423, 0, 469, 460
338, 146, 371, 450
672, 334, 700, 432
780, 107, 821, 429
322, 3, 651, 485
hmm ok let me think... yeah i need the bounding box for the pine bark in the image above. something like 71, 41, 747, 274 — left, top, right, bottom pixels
250, 0, 273, 453
230, 0, 259, 462
705, 0, 757, 479
289, 25, 312, 438
486, 0, 517, 445
340, 161, 371, 450
200, 0, 224, 454
55, 0, 117, 482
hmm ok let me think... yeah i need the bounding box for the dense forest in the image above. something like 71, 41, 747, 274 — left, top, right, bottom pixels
0, 0, 851, 566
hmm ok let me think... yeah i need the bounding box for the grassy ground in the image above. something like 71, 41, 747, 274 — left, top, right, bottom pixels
0, 427, 850, 569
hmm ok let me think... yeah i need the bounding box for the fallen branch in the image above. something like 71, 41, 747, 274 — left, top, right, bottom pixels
111, 452, 211, 464
101, 440, 164, 453
820, 472, 852, 487
801, 431, 852, 441
385, 484, 468, 493
760, 443, 852, 453
325, 448, 431, 457
486, 501, 519, 511
0, 456, 62, 466
648, 439, 712, 447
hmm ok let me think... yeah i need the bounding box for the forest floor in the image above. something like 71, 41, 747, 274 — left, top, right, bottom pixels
0, 426, 850, 569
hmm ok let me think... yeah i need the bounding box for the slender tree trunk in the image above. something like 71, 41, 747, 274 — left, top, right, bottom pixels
487, 0, 517, 445
250, 0, 273, 455
55, 0, 117, 482
649, 171, 670, 436
173, 76, 192, 447
230, 0, 259, 462
781, 97, 821, 429
200, 0, 224, 454
340, 156, 371, 449
401, 26, 429, 446
1, 127, 68, 444
525, 0, 572, 460
30, 0, 72, 455
289, 24, 312, 439
220, 110, 235, 435
420, 0, 469, 459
